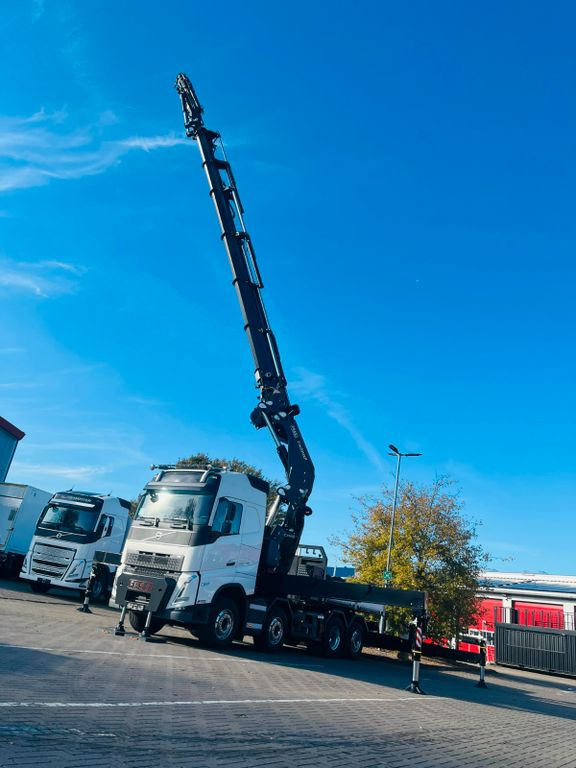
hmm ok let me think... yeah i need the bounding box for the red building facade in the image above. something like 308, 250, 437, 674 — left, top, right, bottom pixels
467, 571, 576, 663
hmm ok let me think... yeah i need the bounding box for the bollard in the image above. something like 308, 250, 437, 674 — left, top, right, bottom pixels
406, 619, 426, 695
475, 639, 488, 688
77, 567, 95, 614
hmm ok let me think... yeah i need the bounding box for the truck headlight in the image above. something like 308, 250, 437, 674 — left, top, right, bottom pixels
173, 573, 198, 604
65, 559, 87, 581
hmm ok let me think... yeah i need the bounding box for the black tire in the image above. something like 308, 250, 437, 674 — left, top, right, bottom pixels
128, 610, 166, 635
198, 597, 239, 649
344, 619, 364, 660
253, 608, 288, 652
89, 569, 109, 604
321, 615, 346, 658
30, 581, 51, 595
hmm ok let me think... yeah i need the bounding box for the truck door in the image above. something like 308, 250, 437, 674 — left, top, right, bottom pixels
0, 490, 22, 550
196, 497, 243, 603
236, 504, 263, 592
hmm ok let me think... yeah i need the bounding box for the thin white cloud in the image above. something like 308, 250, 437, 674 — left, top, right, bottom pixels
24, 438, 146, 461
26, 108, 69, 125
119, 135, 187, 151
0, 110, 187, 194
0, 258, 87, 298
291, 368, 386, 474
125, 395, 165, 407
12, 462, 107, 483
38, 260, 86, 275
0, 381, 41, 390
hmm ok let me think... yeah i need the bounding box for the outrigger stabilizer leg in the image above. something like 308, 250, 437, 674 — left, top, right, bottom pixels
114, 605, 127, 636
138, 610, 154, 642
77, 568, 95, 614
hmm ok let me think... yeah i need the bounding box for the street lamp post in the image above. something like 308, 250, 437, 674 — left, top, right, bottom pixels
384, 444, 422, 586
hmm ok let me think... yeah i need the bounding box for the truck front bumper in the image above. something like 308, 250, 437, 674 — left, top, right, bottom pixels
115, 572, 176, 614
115, 572, 210, 626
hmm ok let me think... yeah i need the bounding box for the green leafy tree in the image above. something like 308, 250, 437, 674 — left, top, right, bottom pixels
332, 475, 488, 643
176, 452, 281, 508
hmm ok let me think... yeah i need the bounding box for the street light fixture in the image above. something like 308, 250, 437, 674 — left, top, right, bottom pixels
384, 444, 422, 586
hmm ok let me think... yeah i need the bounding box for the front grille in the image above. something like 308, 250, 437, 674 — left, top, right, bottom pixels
125, 551, 183, 574
127, 565, 170, 577
31, 543, 75, 579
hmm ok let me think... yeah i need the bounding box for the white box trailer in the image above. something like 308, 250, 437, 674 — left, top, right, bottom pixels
0, 483, 52, 574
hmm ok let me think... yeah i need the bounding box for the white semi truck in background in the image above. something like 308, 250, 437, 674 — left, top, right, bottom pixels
0, 483, 52, 575
20, 490, 131, 602
112, 76, 427, 656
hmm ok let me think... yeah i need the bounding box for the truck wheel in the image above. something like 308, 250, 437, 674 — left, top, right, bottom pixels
344, 619, 364, 659
198, 597, 239, 649
88, 570, 109, 604
128, 611, 166, 635
253, 608, 288, 652
30, 582, 50, 595
322, 616, 345, 658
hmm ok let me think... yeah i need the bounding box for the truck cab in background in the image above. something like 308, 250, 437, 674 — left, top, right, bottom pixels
20, 490, 131, 602
0, 483, 52, 575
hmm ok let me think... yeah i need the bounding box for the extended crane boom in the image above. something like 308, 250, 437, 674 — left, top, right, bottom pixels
175, 74, 314, 573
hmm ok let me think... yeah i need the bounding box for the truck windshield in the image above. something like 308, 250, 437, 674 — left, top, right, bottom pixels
36, 504, 100, 536
135, 489, 215, 529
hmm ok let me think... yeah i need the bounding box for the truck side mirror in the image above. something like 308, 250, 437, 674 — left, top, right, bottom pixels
97, 515, 113, 537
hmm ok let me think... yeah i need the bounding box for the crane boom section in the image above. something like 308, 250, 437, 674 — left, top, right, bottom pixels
175, 74, 314, 572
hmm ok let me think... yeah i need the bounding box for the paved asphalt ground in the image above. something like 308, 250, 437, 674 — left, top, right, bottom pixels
0, 578, 575, 768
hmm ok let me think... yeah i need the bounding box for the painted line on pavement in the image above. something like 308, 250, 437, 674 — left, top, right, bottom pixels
0, 696, 444, 709
0, 642, 324, 667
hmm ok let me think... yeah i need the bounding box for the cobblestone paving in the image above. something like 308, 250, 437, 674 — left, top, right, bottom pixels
0, 579, 575, 767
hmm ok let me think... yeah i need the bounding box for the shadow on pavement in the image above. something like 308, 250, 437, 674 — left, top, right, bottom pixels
126, 625, 576, 722
2, 572, 576, 725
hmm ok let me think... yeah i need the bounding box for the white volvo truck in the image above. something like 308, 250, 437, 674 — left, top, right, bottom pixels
112, 76, 426, 655
0, 483, 52, 575
113, 465, 426, 656
20, 490, 131, 602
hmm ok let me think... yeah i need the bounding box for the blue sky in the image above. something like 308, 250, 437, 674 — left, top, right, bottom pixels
1, 2, 574, 574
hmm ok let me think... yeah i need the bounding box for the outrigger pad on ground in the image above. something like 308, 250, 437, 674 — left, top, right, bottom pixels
138, 633, 166, 643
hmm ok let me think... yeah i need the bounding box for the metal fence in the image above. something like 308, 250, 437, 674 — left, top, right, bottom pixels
495, 606, 575, 631
495, 623, 576, 676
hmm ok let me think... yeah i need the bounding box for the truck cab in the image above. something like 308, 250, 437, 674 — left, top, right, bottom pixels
20, 490, 131, 601
113, 466, 268, 634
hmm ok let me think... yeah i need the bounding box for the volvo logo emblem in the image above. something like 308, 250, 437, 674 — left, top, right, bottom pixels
56, 533, 63, 539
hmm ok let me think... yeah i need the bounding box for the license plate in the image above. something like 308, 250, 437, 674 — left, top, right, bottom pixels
38, 578, 51, 585
128, 578, 153, 593
126, 601, 146, 612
